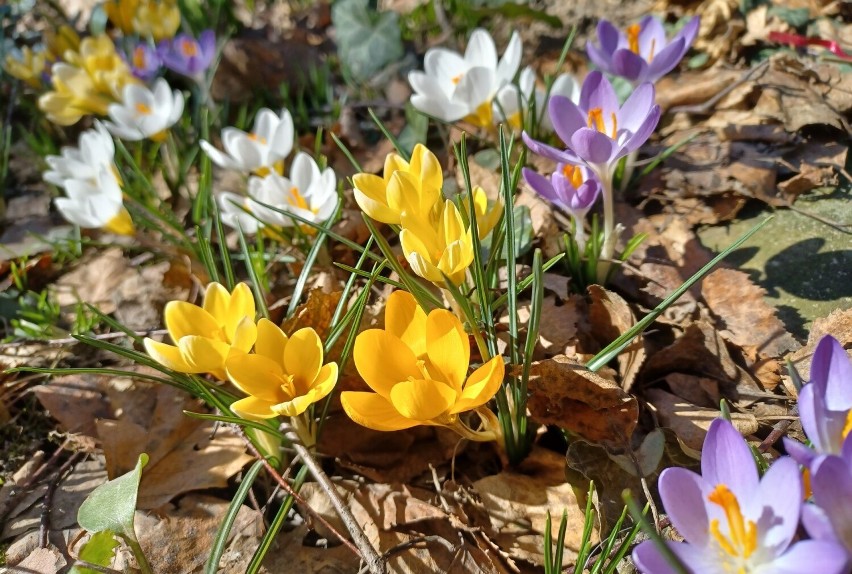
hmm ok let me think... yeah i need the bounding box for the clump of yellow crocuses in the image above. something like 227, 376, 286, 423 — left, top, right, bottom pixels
104, 0, 181, 41
3, 25, 81, 90
341, 290, 504, 441
143, 282, 257, 380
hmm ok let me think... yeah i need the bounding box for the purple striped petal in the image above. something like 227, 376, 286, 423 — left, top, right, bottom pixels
638, 16, 667, 57
811, 336, 852, 409
586, 40, 614, 74
579, 71, 618, 115
597, 19, 621, 54
549, 95, 587, 148
783, 436, 817, 467
811, 455, 852, 553
618, 82, 656, 132
621, 104, 661, 154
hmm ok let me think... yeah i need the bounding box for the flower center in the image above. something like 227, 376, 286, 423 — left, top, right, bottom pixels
135, 102, 152, 115
451, 73, 463, 85
586, 108, 618, 139
562, 164, 584, 188
248, 132, 268, 145
180, 38, 198, 57
627, 24, 641, 54
287, 186, 318, 214
708, 484, 758, 567
132, 46, 147, 69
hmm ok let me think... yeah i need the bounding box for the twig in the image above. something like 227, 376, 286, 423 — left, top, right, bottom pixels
282, 425, 386, 574
356, 535, 457, 574
758, 404, 799, 453
39, 451, 84, 548
669, 60, 771, 115
235, 427, 363, 559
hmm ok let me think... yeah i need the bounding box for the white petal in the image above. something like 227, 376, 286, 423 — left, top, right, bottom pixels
465, 29, 498, 71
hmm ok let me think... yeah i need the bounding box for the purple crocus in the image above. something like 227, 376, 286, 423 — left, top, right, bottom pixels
522, 71, 660, 183
804, 439, 852, 562
158, 29, 216, 78
632, 418, 849, 574
523, 163, 600, 249
586, 16, 700, 85
125, 42, 161, 81
784, 335, 852, 466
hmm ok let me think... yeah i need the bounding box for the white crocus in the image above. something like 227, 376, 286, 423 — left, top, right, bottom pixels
54, 166, 134, 235
104, 78, 184, 142
408, 28, 521, 127
44, 121, 115, 189
494, 67, 581, 132
218, 192, 261, 234
247, 152, 337, 228
200, 108, 294, 176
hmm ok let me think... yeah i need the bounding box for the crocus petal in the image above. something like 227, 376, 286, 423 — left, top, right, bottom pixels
495, 31, 522, 86
611, 49, 648, 82
618, 82, 656, 133
797, 384, 828, 453
225, 352, 284, 402
523, 168, 560, 204
165, 301, 220, 340
425, 310, 469, 390
465, 29, 498, 71
255, 318, 288, 362
272, 363, 337, 417
803, 503, 841, 543
354, 329, 419, 397
812, 335, 852, 408
570, 128, 616, 165
620, 104, 661, 155
522, 132, 583, 165
451, 356, 504, 414
750, 457, 802, 552
633, 539, 719, 574
144, 339, 193, 372
284, 328, 323, 390
578, 71, 618, 116
811, 455, 852, 552
227, 283, 257, 334
701, 418, 759, 500
203, 282, 231, 322
597, 19, 621, 54
783, 436, 817, 467
177, 336, 231, 376
230, 395, 278, 420
549, 95, 587, 148
585, 41, 614, 75
385, 291, 428, 359
658, 467, 711, 546
389, 379, 456, 422
231, 316, 258, 353
644, 38, 686, 83
770, 540, 851, 574
340, 392, 421, 431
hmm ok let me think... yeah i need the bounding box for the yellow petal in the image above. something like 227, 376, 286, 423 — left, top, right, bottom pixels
385, 291, 427, 359
410, 144, 443, 192
177, 335, 230, 375
389, 379, 456, 422
451, 356, 505, 414
425, 309, 469, 390
165, 301, 220, 341
225, 352, 284, 402
202, 283, 231, 322
353, 173, 399, 224
231, 316, 258, 352
255, 318, 288, 361
284, 328, 323, 394
405, 249, 442, 284
272, 364, 337, 417
224, 283, 256, 341
438, 237, 473, 286
103, 207, 134, 235
230, 395, 278, 420
340, 391, 420, 431
308, 362, 338, 394
383, 152, 410, 184
354, 329, 419, 397
143, 338, 193, 372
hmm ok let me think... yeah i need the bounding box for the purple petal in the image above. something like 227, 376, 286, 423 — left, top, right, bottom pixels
783, 436, 817, 467
633, 539, 717, 573
645, 38, 688, 83
579, 71, 618, 114
611, 49, 648, 83
620, 104, 661, 155
803, 503, 842, 543
522, 167, 560, 204
618, 82, 656, 133
199, 29, 216, 57
522, 132, 583, 165
549, 95, 587, 148
573, 179, 601, 211
811, 455, 852, 552
638, 16, 667, 57
770, 540, 851, 574
571, 128, 616, 166
658, 467, 710, 546
586, 41, 614, 74
597, 20, 621, 54
750, 457, 802, 553
701, 418, 759, 499
674, 16, 701, 50
811, 336, 852, 409
631, 541, 683, 574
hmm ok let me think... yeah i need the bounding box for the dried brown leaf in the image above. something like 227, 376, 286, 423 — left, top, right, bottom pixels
587, 285, 646, 391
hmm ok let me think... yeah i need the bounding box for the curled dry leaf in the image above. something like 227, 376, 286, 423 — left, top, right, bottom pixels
281, 288, 342, 338
527, 355, 638, 446
587, 285, 646, 392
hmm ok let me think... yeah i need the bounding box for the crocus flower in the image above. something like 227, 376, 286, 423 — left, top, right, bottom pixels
218, 192, 261, 234
523, 71, 660, 182
54, 166, 134, 235
493, 66, 580, 132
804, 439, 852, 561
133, 0, 181, 41
247, 152, 337, 230
463, 185, 502, 240
125, 42, 161, 81
200, 108, 294, 176
400, 199, 474, 286
104, 0, 140, 35
522, 164, 600, 249
408, 28, 521, 127
225, 319, 337, 420
158, 30, 216, 78
144, 282, 258, 381
352, 143, 443, 225
38, 35, 138, 125
784, 335, 852, 466
632, 418, 849, 574
43, 25, 81, 61
586, 16, 700, 85
104, 77, 184, 141
44, 121, 115, 188
341, 291, 504, 439
4, 47, 47, 89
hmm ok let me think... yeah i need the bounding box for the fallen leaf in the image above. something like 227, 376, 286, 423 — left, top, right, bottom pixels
282, 289, 342, 338
587, 285, 646, 392
528, 355, 638, 445
8, 546, 66, 573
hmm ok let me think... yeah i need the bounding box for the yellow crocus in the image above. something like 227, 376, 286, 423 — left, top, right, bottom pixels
4, 48, 46, 89
44, 25, 81, 61
225, 319, 338, 419
399, 198, 474, 286
467, 185, 502, 240
38, 35, 137, 125
341, 291, 504, 440
133, 0, 181, 41
104, 0, 140, 35
352, 143, 443, 225
144, 282, 258, 380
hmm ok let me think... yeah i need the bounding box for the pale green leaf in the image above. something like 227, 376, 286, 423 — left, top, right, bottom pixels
78, 453, 148, 537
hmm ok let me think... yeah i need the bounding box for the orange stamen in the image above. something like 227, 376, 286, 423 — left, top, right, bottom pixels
135, 102, 152, 115
180, 39, 198, 57
248, 133, 268, 145
649, 38, 657, 61
842, 409, 852, 440
707, 484, 758, 561
587, 108, 605, 132
287, 186, 316, 213
627, 24, 641, 54
132, 46, 147, 69
562, 164, 584, 188
451, 74, 463, 85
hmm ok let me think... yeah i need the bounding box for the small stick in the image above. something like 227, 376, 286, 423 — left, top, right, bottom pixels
39, 451, 84, 548
356, 535, 457, 574
758, 404, 799, 453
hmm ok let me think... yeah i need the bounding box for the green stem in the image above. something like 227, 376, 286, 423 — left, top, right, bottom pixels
123, 530, 153, 574
597, 170, 616, 283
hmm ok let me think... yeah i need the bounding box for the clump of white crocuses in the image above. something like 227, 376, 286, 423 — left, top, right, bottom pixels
43, 121, 134, 235
201, 108, 295, 176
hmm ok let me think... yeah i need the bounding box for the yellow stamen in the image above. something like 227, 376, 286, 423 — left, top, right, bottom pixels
649, 38, 657, 61
587, 108, 605, 132
610, 112, 618, 139
180, 39, 198, 57
842, 409, 852, 440
132, 46, 147, 69
287, 186, 309, 211
803, 468, 813, 501
135, 102, 152, 115
248, 133, 268, 145
451, 74, 463, 85
627, 23, 641, 54
562, 164, 584, 188
707, 484, 758, 561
